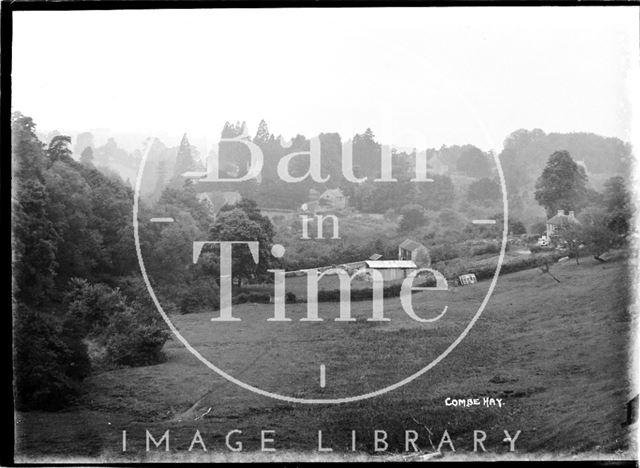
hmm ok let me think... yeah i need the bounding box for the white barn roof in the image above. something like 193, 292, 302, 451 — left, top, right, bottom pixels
365, 260, 417, 269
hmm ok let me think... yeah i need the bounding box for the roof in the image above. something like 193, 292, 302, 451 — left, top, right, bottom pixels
399, 239, 426, 251
320, 188, 345, 199
369, 253, 383, 261
365, 260, 417, 269
547, 213, 579, 225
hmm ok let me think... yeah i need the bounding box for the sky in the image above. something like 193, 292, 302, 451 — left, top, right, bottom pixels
11, 7, 640, 153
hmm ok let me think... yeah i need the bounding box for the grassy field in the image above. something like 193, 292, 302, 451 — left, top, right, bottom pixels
15, 253, 635, 461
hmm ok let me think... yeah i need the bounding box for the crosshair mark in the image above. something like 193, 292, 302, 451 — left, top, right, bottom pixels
150, 217, 175, 223
320, 364, 326, 388
472, 219, 497, 225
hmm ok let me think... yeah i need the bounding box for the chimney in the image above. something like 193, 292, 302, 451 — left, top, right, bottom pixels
569, 211, 575, 218
557, 209, 564, 216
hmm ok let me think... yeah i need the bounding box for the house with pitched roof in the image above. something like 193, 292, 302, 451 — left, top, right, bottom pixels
546, 209, 580, 239
398, 239, 431, 267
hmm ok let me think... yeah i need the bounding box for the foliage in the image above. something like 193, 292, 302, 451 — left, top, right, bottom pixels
529, 221, 547, 236
14, 303, 91, 410
467, 177, 501, 204
101, 304, 169, 367
398, 204, 427, 232
455, 146, 491, 178
211, 198, 276, 286
12, 179, 60, 304
233, 291, 271, 304
80, 146, 94, 165
65, 278, 127, 337
602, 176, 632, 236
286, 292, 297, 304
11, 113, 178, 409
170, 133, 199, 186
534, 150, 588, 217
65, 278, 170, 368
416, 175, 455, 211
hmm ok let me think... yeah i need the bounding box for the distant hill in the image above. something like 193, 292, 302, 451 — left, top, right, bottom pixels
499, 129, 630, 192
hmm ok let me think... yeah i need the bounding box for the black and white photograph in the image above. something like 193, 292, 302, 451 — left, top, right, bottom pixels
5, 2, 640, 463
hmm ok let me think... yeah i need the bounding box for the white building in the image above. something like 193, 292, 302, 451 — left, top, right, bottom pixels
364, 260, 417, 281
546, 209, 580, 238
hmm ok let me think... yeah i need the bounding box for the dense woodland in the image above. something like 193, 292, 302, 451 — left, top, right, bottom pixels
13, 112, 632, 411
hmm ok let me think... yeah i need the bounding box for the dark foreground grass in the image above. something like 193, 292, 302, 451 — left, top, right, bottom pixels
15, 254, 635, 461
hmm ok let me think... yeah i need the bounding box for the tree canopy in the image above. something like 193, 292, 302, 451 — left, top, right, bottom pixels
534, 150, 588, 217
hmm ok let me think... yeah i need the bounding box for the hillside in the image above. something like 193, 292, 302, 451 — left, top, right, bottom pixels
15, 254, 633, 461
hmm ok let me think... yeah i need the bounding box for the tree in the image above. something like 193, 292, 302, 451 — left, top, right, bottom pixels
12, 113, 173, 410
254, 119, 270, 145
47, 135, 74, 165
209, 209, 264, 287
352, 128, 381, 179
80, 146, 94, 165
12, 179, 60, 304
602, 176, 631, 237
212, 199, 275, 286
14, 303, 91, 410
93, 137, 129, 166
74, 131, 95, 156
466, 177, 501, 205
398, 204, 427, 232
12, 112, 47, 182
578, 207, 616, 258
219, 121, 249, 175
172, 133, 196, 180
12, 113, 60, 303
416, 174, 455, 211
556, 222, 586, 264
64, 278, 170, 368
534, 150, 588, 217
44, 161, 103, 285
455, 145, 491, 178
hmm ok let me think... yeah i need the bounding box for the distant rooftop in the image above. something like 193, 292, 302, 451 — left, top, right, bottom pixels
399, 239, 426, 251
547, 209, 579, 225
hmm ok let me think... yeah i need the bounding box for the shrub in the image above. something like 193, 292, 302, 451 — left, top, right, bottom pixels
116, 275, 180, 315
248, 292, 271, 303
102, 303, 170, 367
64, 278, 126, 337
398, 204, 427, 232
314, 278, 433, 303
233, 290, 272, 304
530, 221, 547, 236
466, 252, 563, 281
178, 277, 220, 314
430, 243, 460, 263
14, 303, 90, 410
470, 241, 501, 257
285, 292, 297, 303
233, 292, 250, 304
63, 279, 170, 368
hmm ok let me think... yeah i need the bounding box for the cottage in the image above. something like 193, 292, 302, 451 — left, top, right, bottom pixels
305, 187, 348, 213
318, 188, 347, 211
364, 260, 417, 281
398, 239, 431, 267
546, 209, 579, 239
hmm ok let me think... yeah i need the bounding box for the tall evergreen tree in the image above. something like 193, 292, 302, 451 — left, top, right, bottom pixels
254, 119, 270, 145
173, 133, 196, 178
